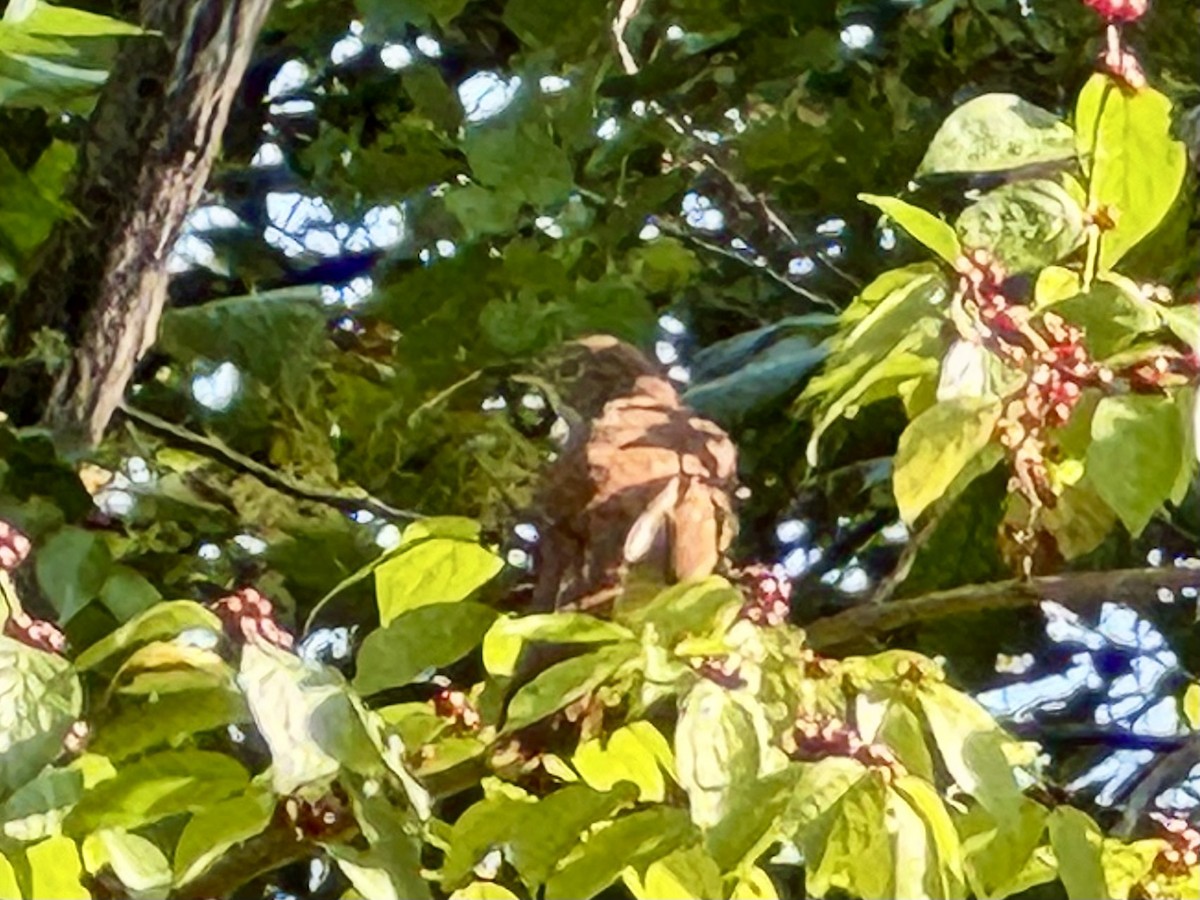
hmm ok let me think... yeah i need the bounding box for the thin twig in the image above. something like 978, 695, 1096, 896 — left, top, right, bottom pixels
612, 0, 644, 75
118, 402, 423, 522
611, 0, 833, 293
803, 567, 1200, 652
660, 222, 839, 310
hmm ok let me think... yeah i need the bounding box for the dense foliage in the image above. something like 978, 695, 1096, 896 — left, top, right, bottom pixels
0, 0, 1197, 898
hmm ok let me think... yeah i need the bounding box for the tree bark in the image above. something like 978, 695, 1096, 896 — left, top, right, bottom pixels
803, 567, 1200, 652
0, 0, 275, 445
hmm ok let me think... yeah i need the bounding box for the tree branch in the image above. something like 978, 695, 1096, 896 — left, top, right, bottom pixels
803, 567, 1200, 652
1115, 732, 1200, 838
1, 0, 276, 445
119, 402, 423, 522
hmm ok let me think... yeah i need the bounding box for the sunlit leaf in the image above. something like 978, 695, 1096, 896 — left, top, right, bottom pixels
918, 94, 1076, 177
1075, 75, 1187, 269
375, 536, 503, 624
26, 834, 88, 900
860, 194, 961, 263
504, 642, 638, 731
1088, 394, 1186, 535
893, 398, 1003, 524
481, 613, 633, 679
955, 179, 1085, 273
0, 635, 82, 795
173, 787, 275, 886
67, 750, 248, 833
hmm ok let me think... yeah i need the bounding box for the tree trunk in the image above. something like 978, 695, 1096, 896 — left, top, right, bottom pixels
1, 0, 275, 445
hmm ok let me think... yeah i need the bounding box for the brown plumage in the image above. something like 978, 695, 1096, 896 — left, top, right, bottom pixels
532, 335, 738, 612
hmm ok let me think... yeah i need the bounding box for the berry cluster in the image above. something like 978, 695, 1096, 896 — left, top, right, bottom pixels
4, 608, 67, 655
284, 788, 355, 842
954, 251, 1109, 515
692, 654, 747, 690
0, 520, 32, 571
211, 588, 294, 649
1126, 348, 1200, 391
1148, 811, 1200, 875
1084, 0, 1148, 23
734, 563, 792, 627
62, 720, 89, 755
432, 685, 482, 731
782, 712, 900, 771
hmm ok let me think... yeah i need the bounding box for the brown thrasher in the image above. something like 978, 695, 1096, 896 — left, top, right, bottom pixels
531, 335, 738, 612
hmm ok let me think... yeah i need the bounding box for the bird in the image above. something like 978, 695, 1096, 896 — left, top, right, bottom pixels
531, 335, 739, 613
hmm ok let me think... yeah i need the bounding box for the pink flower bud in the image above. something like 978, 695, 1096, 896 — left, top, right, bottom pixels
1084, 0, 1148, 22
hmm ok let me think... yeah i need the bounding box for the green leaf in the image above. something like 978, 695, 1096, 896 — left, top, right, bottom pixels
98, 566, 162, 623
172, 787, 275, 885
730, 866, 779, 900
375, 537, 503, 624
917, 682, 1022, 822
573, 721, 674, 802
356, 0, 469, 30
544, 808, 695, 900
705, 767, 801, 871
67, 750, 249, 833
615, 576, 743, 644
859, 194, 962, 263
1048, 807, 1108, 900
623, 844, 725, 900
547, 811, 696, 900
0, 761, 85, 842
74, 601, 221, 672
1162, 303, 1199, 348
443, 785, 636, 890
451, 884, 520, 900
504, 642, 638, 731
0, 635, 82, 795
803, 771, 893, 900
327, 792, 432, 900
1048, 279, 1162, 359
82, 828, 171, 894
35, 526, 111, 621
917, 93, 1076, 177
26, 834, 88, 900
1088, 394, 1185, 535
684, 334, 828, 426
463, 117, 574, 208
9, 2, 142, 37
0, 851, 18, 900
675, 681, 763, 829
1183, 683, 1200, 732
1075, 76, 1187, 269
875, 702, 935, 782
893, 398, 1003, 525
238, 640, 386, 795
1100, 839, 1161, 900
891, 776, 966, 899
90, 688, 249, 760
354, 602, 497, 695
961, 799, 1051, 900
955, 179, 1085, 273
482, 613, 634, 678
801, 266, 948, 464
1034, 266, 1083, 307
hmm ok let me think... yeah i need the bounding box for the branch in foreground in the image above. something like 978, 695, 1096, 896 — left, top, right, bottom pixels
1115, 732, 1200, 838
803, 567, 1200, 652
119, 403, 422, 522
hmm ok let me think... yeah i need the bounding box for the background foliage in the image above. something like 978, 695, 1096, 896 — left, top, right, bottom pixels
0, 0, 1197, 897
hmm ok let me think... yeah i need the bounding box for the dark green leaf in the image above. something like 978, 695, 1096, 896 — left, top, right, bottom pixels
354, 602, 497, 695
